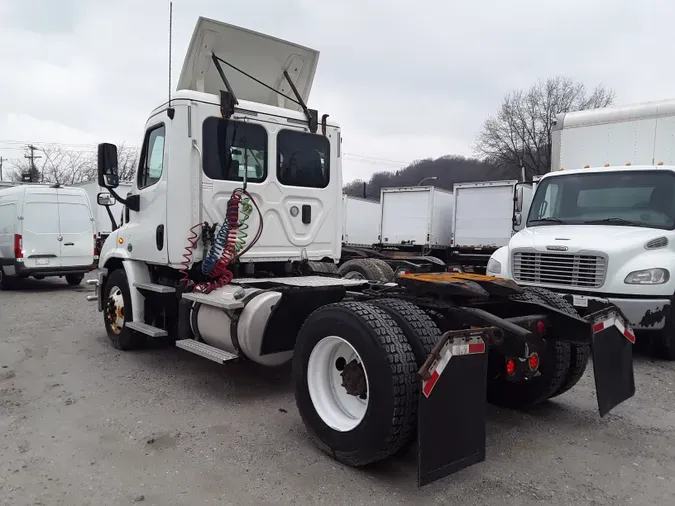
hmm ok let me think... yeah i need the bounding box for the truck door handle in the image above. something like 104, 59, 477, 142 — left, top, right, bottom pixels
64, 242, 74, 246
156, 224, 164, 251
302, 205, 311, 224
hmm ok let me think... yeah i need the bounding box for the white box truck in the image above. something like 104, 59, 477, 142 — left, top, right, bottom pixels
488, 98, 675, 359
451, 180, 533, 265
341, 194, 379, 246
84, 16, 636, 486
0, 184, 96, 288
379, 186, 454, 248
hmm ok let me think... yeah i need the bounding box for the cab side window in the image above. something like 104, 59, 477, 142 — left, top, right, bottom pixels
138, 124, 166, 189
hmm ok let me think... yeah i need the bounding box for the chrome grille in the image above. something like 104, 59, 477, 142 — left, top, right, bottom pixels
513, 251, 606, 288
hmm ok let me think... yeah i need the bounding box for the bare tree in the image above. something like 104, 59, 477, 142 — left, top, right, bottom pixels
7, 144, 140, 185
474, 77, 615, 176
117, 143, 140, 182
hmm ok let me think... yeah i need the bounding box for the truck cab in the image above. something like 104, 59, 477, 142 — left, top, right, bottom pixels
488, 164, 675, 357
97, 17, 342, 286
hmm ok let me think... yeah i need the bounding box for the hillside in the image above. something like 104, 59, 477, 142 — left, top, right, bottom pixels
343, 155, 522, 200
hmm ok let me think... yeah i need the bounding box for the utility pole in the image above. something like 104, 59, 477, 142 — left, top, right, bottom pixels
0, 156, 3, 181
23, 144, 41, 182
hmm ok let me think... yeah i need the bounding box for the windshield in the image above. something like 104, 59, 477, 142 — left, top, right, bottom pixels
527, 170, 675, 230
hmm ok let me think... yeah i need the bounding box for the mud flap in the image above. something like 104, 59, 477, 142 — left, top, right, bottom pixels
588, 308, 636, 417
417, 330, 489, 487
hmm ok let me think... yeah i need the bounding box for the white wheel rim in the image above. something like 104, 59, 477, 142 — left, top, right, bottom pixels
307, 336, 370, 432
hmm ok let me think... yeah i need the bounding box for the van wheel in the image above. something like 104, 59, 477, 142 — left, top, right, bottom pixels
103, 269, 145, 350
66, 274, 84, 286
293, 301, 418, 466
0, 270, 15, 290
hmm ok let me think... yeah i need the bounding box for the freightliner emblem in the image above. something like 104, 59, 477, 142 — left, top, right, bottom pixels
546, 245, 569, 251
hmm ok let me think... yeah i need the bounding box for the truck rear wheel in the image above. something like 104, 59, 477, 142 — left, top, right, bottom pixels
337, 259, 390, 282
524, 287, 591, 398
486, 339, 571, 408
487, 288, 572, 408
103, 269, 145, 351
368, 259, 396, 282
293, 301, 418, 466
369, 298, 441, 362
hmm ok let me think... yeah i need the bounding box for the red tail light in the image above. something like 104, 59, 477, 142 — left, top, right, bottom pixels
13, 234, 23, 259
94, 234, 100, 258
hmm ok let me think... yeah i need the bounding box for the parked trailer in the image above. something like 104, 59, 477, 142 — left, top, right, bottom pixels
451, 180, 533, 267
86, 16, 636, 486
339, 189, 452, 281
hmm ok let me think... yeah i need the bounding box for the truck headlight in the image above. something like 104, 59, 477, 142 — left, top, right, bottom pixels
624, 268, 670, 285
486, 258, 501, 274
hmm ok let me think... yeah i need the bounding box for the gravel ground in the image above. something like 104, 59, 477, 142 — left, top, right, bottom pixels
1, 274, 675, 505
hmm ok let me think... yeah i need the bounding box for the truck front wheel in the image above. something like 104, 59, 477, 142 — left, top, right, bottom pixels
102, 269, 145, 351
293, 301, 418, 466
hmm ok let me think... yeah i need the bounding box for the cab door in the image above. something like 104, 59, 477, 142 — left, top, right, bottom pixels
125, 120, 168, 264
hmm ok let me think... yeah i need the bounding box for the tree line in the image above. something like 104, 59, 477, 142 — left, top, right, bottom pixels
345, 76, 614, 199
4, 76, 614, 191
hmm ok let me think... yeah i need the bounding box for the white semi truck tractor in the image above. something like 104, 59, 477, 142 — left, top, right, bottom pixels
87, 17, 637, 486
488, 99, 675, 359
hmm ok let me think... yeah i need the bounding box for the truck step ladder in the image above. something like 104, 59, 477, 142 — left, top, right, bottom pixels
134, 282, 176, 294
126, 321, 168, 338
175, 339, 238, 364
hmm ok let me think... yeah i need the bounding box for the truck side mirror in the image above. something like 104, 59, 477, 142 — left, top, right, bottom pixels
97, 192, 116, 207
515, 186, 524, 213
97, 143, 120, 189
513, 213, 522, 227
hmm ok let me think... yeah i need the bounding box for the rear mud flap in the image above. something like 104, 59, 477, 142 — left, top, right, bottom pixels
417, 330, 489, 487
588, 309, 636, 417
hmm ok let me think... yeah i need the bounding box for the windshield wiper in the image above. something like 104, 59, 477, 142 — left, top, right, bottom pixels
529, 217, 568, 225
583, 217, 645, 227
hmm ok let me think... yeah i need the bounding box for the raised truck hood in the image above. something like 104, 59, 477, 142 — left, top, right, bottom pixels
177, 17, 319, 111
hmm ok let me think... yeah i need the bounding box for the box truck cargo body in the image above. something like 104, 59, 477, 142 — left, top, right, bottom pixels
452, 180, 532, 251
551, 98, 675, 171
341, 194, 379, 246
379, 186, 454, 248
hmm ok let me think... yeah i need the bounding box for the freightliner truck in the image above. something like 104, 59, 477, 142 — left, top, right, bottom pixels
86, 17, 636, 486
488, 98, 675, 359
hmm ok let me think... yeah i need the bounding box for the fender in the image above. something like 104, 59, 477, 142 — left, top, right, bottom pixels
100, 247, 151, 324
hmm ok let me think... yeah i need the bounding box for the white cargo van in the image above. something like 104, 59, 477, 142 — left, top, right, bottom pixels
0, 184, 96, 289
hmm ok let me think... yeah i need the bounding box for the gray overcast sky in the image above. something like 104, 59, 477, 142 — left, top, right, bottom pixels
0, 0, 672, 182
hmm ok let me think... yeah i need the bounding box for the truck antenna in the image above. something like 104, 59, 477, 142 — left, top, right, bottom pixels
167, 1, 175, 120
